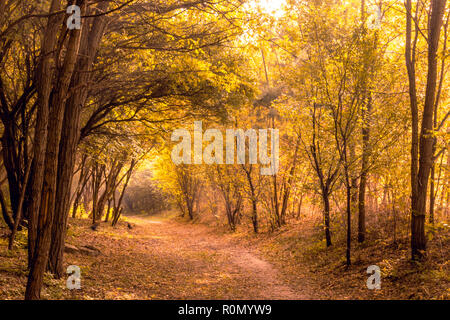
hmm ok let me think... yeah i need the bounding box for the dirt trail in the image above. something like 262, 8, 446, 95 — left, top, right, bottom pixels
132, 216, 306, 299
68, 216, 308, 299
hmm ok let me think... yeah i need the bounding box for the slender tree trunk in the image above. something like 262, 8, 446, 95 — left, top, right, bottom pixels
112, 207, 123, 227
296, 194, 303, 219
71, 157, 90, 219
105, 199, 111, 223
346, 182, 352, 266
187, 199, 194, 220
392, 190, 397, 245
251, 198, 258, 233
1, 127, 21, 220
8, 160, 31, 250
429, 164, 435, 224
405, 0, 420, 260
411, 0, 446, 260
358, 94, 371, 243
322, 191, 332, 247
91, 163, 103, 224
272, 174, 280, 226
243, 165, 258, 233
280, 135, 300, 225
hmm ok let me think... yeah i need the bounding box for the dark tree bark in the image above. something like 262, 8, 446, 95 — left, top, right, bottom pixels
322, 191, 332, 247
91, 162, 105, 224
26, 0, 85, 299
47, 1, 109, 277
410, 0, 447, 260
405, 0, 420, 259
71, 155, 91, 218
96, 159, 124, 222
429, 11, 448, 224
111, 159, 136, 226
25, 0, 62, 292
306, 104, 340, 247
0, 188, 13, 230
345, 172, 352, 266
280, 134, 301, 225
222, 192, 242, 232
8, 160, 32, 250
105, 198, 112, 223
243, 164, 258, 233
177, 166, 200, 220
358, 94, 371, 243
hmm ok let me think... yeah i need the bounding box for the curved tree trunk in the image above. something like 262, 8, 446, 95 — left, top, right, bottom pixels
26, 0, 84, 299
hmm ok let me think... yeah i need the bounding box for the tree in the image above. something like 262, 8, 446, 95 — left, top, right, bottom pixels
405, 0, 448, 260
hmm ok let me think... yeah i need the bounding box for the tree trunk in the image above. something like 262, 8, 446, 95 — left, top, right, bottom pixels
105, 199, 111, 223
25, 0, 62, 271
71, 156, 90, 219
272, 174, 280, 227
358, 94, 371, 243
346, 182, 352, 266
47, 18, 98, 276
405, 0, 420, 260
429, 163, 435, 224
0, 188, 14, 230
112, 207, 123, 227
296, 194, 303, 219
280, 134, 300, 225
1, 127, 21, 220
8, 160, 32, 250
322, 191, 332, 247
26, 0, 84, 299
91, 163, 104, 224
411, 0, 446, 260
186, 199, 194, 220
243, 165, 258, 233
251, 198, 258, 233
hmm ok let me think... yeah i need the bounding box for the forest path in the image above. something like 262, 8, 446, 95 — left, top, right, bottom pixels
128, 216, 306, 299
70, 215, 309, 299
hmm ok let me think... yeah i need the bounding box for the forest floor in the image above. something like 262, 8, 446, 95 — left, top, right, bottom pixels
0, 213, 448, 300
0, 215, 310, 299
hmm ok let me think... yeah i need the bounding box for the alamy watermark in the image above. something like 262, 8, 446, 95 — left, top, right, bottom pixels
171, 121, 279, 175
366, 265, 381, 289
66, 265, 81, 290
66, 5, 81, 30
367, 4, 382, 30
